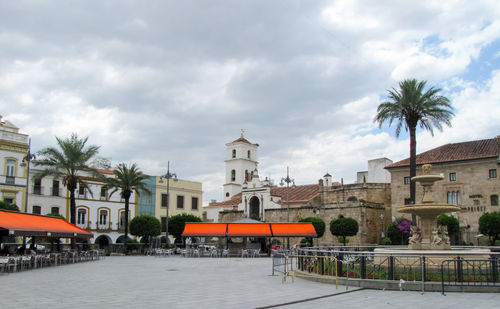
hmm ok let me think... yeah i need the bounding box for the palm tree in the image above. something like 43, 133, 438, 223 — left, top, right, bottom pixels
374, 79, 454, 224
34, 133, 100, 225
101, 163, 150, 254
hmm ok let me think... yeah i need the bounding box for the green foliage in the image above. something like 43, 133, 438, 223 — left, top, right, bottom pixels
46, 212, 66, 219
437, 214, 460, 236
0, 200, 19, 211
34, 133, 100, 224
330, 216, 359, 245
300, 238, 310, 246
299, 217, 326, 238
479, 212, 500, 245
130, 215, 161, 244
168, 213, 202, 239
386, 218, 411, 245
382, 237, 392, 245
337, 236, 350, 244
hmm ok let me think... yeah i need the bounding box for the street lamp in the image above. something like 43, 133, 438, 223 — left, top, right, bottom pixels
280, 166, 295, 222
160, 161, 177, 247
20, 138, 36, 213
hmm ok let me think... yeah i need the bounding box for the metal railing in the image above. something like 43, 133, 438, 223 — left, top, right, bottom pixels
441, 258, 500, 294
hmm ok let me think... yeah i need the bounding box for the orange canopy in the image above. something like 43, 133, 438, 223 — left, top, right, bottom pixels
0, 210, 93, 238
270, 223, 317, 237
182, 222, 316, 237
227, 223, 272, 237
182, 223, 227, 237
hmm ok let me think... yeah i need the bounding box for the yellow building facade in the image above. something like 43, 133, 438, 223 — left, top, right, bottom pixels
154, 177, 203, 237
0, 116, 29, 209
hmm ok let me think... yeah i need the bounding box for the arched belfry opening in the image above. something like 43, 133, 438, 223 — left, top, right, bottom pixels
249, 196, 260, 221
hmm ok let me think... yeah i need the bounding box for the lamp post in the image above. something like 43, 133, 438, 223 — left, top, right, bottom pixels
160, 161, 177, 247
280, 166, 295, 222
280, 167, 295, 249
20, 138, 36, 213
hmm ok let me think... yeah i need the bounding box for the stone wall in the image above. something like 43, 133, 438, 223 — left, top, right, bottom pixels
219, 201, 386, 245
388, 158, 499, 245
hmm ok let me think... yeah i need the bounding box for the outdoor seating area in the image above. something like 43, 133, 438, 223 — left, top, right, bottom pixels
180, 247, 230, 258
0, 249, 105, 273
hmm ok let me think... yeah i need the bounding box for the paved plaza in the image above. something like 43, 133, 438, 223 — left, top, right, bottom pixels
1, 256, 500, 308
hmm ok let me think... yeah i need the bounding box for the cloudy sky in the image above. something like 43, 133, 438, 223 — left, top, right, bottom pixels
1, 1, 499, 203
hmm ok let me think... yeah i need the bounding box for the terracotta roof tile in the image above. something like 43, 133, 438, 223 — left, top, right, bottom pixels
386, 137, 500, 168
270, 184, 319, 203
206, 193, 242, 208
228, 136, 259, 146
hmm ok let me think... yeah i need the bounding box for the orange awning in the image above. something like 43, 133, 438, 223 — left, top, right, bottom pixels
270, 223, 317, 237
0, 210, 93, 238
227, 223, 272, 237
182, 223, 227, 237
182, 222, 317, 237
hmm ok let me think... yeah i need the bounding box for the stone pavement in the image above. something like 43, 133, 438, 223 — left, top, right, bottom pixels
1, 256, 499, 308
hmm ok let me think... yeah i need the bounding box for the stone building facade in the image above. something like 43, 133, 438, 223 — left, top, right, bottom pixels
386, 136, 500, 245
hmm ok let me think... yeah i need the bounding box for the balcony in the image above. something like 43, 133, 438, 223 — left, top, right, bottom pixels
5, 176, 15, 185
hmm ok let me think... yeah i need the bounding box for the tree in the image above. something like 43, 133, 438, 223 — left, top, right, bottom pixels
374, 79, 454, 225
386, 218, 412, 245
34, 133, 100, 225
299, 217, 325, 246
0, 200, 19, 211
479, 212, 500, 245
168, 213, 202, 242
437, 214, 460, 244
100, 163, 150, 254
130, 215, 162, 247
330, 216, 359, 246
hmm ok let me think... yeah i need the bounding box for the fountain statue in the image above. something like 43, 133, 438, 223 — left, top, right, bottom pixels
397, 164, 461, 250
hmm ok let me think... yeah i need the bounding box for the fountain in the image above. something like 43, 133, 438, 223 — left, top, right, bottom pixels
397, 164, 461, 250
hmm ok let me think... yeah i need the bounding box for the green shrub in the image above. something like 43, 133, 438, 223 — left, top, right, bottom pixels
382, 237, 392, 245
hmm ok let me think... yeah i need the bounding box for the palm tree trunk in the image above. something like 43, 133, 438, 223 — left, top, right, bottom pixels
409, 125, 417, 226
68, 186, 77, 249
124, 198, 129, 255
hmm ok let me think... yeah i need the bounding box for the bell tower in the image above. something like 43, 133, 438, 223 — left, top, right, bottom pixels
223, 133, 259, 200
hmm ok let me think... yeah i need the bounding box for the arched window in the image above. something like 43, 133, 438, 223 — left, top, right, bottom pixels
232, 149, 236, 158
77, 209, 86, 224
247, 150, 251, 159
231, 169, 236, 182
51, 207, 60, 215
99, 209, 108, 225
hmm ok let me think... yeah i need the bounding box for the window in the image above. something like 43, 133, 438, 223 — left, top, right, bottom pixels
34, 178, 42, 195
404, 176, 411, 185
119, 211, 126, 228
51, 207, 59, 215
447, 191, 461, 205
192, 197, 198, 210
52, 180, 60, 196
77, 209, 86, 224
161, 193, 168, 208
32, 205, 41, 214
100, 187, 107, 200
404, 198, 412, 205
232, 149, 236, 158
177, 195, 184, 209
78, 185, 85, 197
247, 150, 251, 159
231, 169, 236, 182
449, 172, 456, 181
99, 210, 108, 225
4, 198, 13, 204
6, 159, 15, 176
6, 159, 15, 184
489, 169, 497, 179
491, 195, 499, 206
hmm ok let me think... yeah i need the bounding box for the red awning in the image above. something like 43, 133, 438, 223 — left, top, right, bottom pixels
182, 222, 316, 237
270, 223, 317, 237
0, 210, 93, 238
182, 223, 227, 237
227, 223, 272, 237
